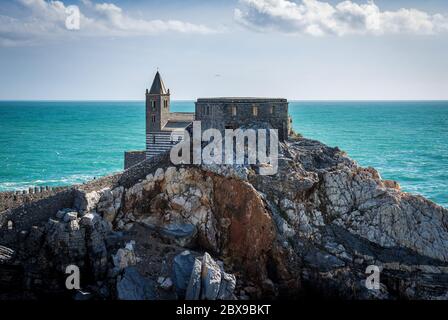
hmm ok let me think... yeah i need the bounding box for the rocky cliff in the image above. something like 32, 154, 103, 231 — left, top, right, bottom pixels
1, 137, 448, 300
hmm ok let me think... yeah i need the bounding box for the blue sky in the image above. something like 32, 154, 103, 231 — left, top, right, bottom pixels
0, 0, 447, 100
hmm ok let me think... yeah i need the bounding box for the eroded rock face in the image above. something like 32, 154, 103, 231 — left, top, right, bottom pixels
5, 208, 113, 296
116, 267, 156, 300
319, 168, 448, 262
248, 139, 448, 299
172, 251, 236, 300
211, 177, 277, 281
118, 166, 281, 286
122, 167, 217, 251
97, 187, 124, 223
112, 241, 137, 270
65, 138, 448, 299
2, 136, 448, 300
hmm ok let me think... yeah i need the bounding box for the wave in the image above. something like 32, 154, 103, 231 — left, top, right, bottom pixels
0, 173, 99, 191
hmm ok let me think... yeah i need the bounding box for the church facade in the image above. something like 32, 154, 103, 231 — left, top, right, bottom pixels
124, 72, 291, 169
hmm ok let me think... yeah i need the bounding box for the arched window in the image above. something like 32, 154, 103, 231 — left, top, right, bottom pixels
252, 106, 258, 116
231, 105, 237, 116
151, 100, 156, 110
152, 115, 156, 123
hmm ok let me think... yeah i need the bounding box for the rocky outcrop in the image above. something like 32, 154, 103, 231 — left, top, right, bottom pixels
1, 136, 448, 300
248, 139, 448, 299
116, 267, 156, 300
173, 251, 237, 300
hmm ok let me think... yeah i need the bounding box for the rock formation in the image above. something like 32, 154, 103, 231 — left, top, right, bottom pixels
1, 137, 448, 300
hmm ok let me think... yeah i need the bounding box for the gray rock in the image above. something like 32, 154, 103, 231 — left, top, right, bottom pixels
185, 258, 202, 300
97, 187, 124, 223
172, 250, 197, 297
68, 220, 80, 232
80, 213, 95, 226
303, 250, 346, 272
73, 189, 101, 213
0, 245, 14, 263
63, 211, 78, 222
200, 253, 222, 300
56, 208, 71, 220
175, 251, 237, 300
116, 267, 156, 300
112, 244, 137, 270
217, 272, 237, 300
158, 277, 173, 290
160, 223, 197, 247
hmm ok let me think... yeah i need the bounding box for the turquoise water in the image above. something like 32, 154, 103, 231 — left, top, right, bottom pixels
0, 101, 447, 207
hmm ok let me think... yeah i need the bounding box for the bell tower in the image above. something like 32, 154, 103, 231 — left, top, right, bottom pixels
146, 71, 170, 134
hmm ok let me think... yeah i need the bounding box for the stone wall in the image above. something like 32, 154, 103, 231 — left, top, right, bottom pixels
0, 186, 69, 212
77, 173, 121, 193
0, 188, 76, 247
195, 98, 289, 141
124, 151, 146, 170
0, 150, 172, 241
119, 150, 172, 189
0, 174, 121, 243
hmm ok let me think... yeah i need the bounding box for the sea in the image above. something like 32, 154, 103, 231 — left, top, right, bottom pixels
0, 101, 447, 207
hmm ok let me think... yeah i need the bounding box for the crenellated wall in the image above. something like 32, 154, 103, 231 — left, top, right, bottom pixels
0, 188, 76, 247
0, 150, 172, 245
0, 186, 69, 213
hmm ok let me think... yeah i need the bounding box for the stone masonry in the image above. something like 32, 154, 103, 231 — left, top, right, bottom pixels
124, 72, 291, 169
195, 97, 290, 141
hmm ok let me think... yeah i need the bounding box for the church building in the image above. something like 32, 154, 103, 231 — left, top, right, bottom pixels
124, 72, 290, 169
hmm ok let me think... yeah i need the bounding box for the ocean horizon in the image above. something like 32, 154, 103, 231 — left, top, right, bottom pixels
1, 100, 447, 207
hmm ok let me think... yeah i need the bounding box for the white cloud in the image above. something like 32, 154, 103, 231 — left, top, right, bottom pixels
0, 0, 216, 46
234, 0, 448, 36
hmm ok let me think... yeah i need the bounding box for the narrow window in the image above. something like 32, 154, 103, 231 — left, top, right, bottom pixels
152, 135, 155, 144
252, 106, 258, 116
270, 106, 275, 114
151, 100, 156, 111
164, 100, 168, 108
231, 106, 237, 116
152, 115, 156, 123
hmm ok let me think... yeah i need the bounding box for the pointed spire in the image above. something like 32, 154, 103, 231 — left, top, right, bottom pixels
149, 71, 167, 95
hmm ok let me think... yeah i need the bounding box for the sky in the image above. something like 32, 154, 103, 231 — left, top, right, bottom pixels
0, 0, 447, 100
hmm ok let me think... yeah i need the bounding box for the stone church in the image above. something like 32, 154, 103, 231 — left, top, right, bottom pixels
124, 71, 290, 169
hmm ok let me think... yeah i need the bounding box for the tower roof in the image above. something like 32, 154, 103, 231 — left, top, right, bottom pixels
149, 71, 168, 95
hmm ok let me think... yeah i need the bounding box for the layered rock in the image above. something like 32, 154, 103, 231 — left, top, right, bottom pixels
248, 139, 448, 299
1, 136, 448, 300
170, 250, 236, 300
